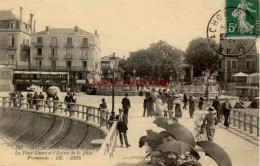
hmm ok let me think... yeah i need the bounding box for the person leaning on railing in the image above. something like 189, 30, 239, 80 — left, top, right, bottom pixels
52, 92, 59, 113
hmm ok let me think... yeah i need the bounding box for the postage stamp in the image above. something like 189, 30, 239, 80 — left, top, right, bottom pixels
226, 0, 259, 36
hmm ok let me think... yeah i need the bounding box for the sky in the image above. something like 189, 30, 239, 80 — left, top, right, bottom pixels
0, 0, 226, 57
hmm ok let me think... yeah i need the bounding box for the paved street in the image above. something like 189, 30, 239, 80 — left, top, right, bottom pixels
0, 93, 259, 166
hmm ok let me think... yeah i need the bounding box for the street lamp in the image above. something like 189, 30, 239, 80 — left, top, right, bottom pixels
205, 69, 210, 101
109, 53, 117, 120
180, 73, 185, 93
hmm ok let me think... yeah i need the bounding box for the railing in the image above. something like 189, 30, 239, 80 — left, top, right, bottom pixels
49, 54, 58, 59
32, 41, 44, 47
35, 54, 43, 59
235, 82, 259, 86
0, 96, 111, 130
229, 109, 259, 136
97, 120, 118, 161
81, 43, 89, 48
16, 65, 88, 72
64, 54, 73, 60
50, 42, 59, 47
64, 43, 74, 48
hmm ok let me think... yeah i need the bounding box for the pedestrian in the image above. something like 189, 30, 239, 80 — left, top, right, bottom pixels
53, 92, 59, 113
212, 96, 221, 122
99, 98, 107, 109
121, 93, 131, 123
26, 92, 30, 108
189, 96, 195, 118
174, 95, 182, 118
116, 109, 131, 148
183, 93, 188, 110
29, 93, 33, 108
33, 92, 39, 110
198, 97, 204, 110
38, 92, 44, 108
143, 95, 148, 117
223, 98, 232, 129
202, 106, 218, 141
147, 95, 154, 117
167, 95, 174, 119
18, 91, 23, 108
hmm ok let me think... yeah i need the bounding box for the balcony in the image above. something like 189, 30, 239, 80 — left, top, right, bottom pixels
235, 82, 259, 86
80, 43, 89, 48
22, 44, 30, 50
49, 54, 58, 60
64, 54, 73, 60
50, 42, 59, 48
80, 55, 88, 60
6, 45, 16, 50
16, 65, 88, 72
35, 54, 43, 59
32, 41, 44, 47
64, 43, 74, 48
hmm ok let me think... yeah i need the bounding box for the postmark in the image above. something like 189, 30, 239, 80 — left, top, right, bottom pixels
207, 6, 259, 57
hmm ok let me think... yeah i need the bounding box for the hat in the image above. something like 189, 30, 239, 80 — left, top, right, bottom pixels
208, 106, 215, 111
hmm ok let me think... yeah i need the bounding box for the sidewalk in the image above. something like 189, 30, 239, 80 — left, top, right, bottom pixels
111, 109, 259, 166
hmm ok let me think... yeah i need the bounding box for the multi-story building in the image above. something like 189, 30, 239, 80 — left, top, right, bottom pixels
15, 26, 101, 92
218, 37, 259, 97
0, 7, 34, 91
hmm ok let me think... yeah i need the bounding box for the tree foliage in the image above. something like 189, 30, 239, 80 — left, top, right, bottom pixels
123, 40, 184, 80
185, 38, 219, 77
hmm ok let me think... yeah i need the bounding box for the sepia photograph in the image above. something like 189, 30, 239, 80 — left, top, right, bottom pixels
0, 0, 259, 165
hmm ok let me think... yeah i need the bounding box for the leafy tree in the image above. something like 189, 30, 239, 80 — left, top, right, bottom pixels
126, 40, 184, 80
185, 38, 219, 77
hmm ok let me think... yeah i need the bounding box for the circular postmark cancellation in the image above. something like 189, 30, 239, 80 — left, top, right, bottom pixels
207, 7, 259, 57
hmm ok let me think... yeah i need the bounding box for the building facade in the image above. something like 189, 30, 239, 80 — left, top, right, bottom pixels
15, 26, 101, 92
0, 7, 34, 91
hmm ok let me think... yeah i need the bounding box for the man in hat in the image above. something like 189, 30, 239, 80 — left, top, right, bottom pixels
202, 106, 218, 141
116, 109, 131, 148
99, 98, 107, 110
212, 96, 221, 122
223, 98, 232, 129
121, 93, 131, 123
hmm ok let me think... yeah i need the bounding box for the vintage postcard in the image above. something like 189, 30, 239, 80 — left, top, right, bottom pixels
0, 0, 259, 166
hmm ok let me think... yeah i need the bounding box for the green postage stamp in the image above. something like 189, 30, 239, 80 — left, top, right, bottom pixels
226, 0, 259, 36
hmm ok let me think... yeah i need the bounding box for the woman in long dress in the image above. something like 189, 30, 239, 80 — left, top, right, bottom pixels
232, 0, 256, 34
174, 96, 182, 118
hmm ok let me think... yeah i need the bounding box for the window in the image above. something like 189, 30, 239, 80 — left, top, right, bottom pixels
52, 37, 57, 45
51, 48, 57, 56
67, 38, 72, 44
82, 49, 88, 56
37, 37, 42, 45
37, 48, 42, 55
11, 36, 15, 46
66, 49, 72, 55
83, 38, 88, 44
78, 72, 83, 79
246, 61, 250, 69
37, 60, 42, 67
231, 61, 236, 69
10, 22, 14, 29
251, 61, 256, 70
51, 61, 56, 70
66, 61, 71, 67
26, 39, 29, 45
82, 61, 87, 69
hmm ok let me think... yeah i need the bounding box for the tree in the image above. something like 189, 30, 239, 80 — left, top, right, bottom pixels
185, 38, 219, 77
126, 40, 184, 80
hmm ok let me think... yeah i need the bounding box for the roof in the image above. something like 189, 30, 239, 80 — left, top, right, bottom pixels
101, 55, 121, 61
35, 28, 93, 35
0, 10, 17, 20
249, 73, 259, 77
232, 72, 248, 77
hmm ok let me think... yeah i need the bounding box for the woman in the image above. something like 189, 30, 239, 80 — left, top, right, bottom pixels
174, 95, 182, 118
183, 93, 188, 110
198, 97, 204, 110
167, 95, 174, 119
189, 96, 195, 118
202, 106, 218, 141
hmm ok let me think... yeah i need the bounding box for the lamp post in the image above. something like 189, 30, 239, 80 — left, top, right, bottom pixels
109, 53, 117, 120
181, 73, 185, 93
205, 70, 210, 101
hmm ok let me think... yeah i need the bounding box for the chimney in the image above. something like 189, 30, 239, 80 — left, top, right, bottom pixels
30, 14, 34, 33
46, 26, 49, 33
95, 30, 98, 36
20, 7, 23, 25
33, 20, 36, 33
74, 26, 79, 33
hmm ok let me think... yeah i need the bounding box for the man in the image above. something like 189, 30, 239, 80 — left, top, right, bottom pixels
116, 109, 131, 148
33, 92, 39, 110
53, 92, 59, 113
99, 98, 107, 109
121, 93, 131, 122
212, 96, 221, 122
189, 96, 195, 118
223, 98, 232, 129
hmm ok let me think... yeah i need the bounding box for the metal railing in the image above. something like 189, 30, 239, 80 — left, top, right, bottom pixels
229, 109, 259, 136
0, 96, 111, 130
16, 65, 88, 72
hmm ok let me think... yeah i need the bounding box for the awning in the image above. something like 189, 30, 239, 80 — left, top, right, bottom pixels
248, 73, 259, 77
232, 72, 248, 77
14, 71, 68, 75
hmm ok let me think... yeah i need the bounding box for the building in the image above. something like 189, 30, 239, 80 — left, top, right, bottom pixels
0, 8, 34, 92
218, 37, 259, 97
0, 65, 14, 92
15, 26, 101, 92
